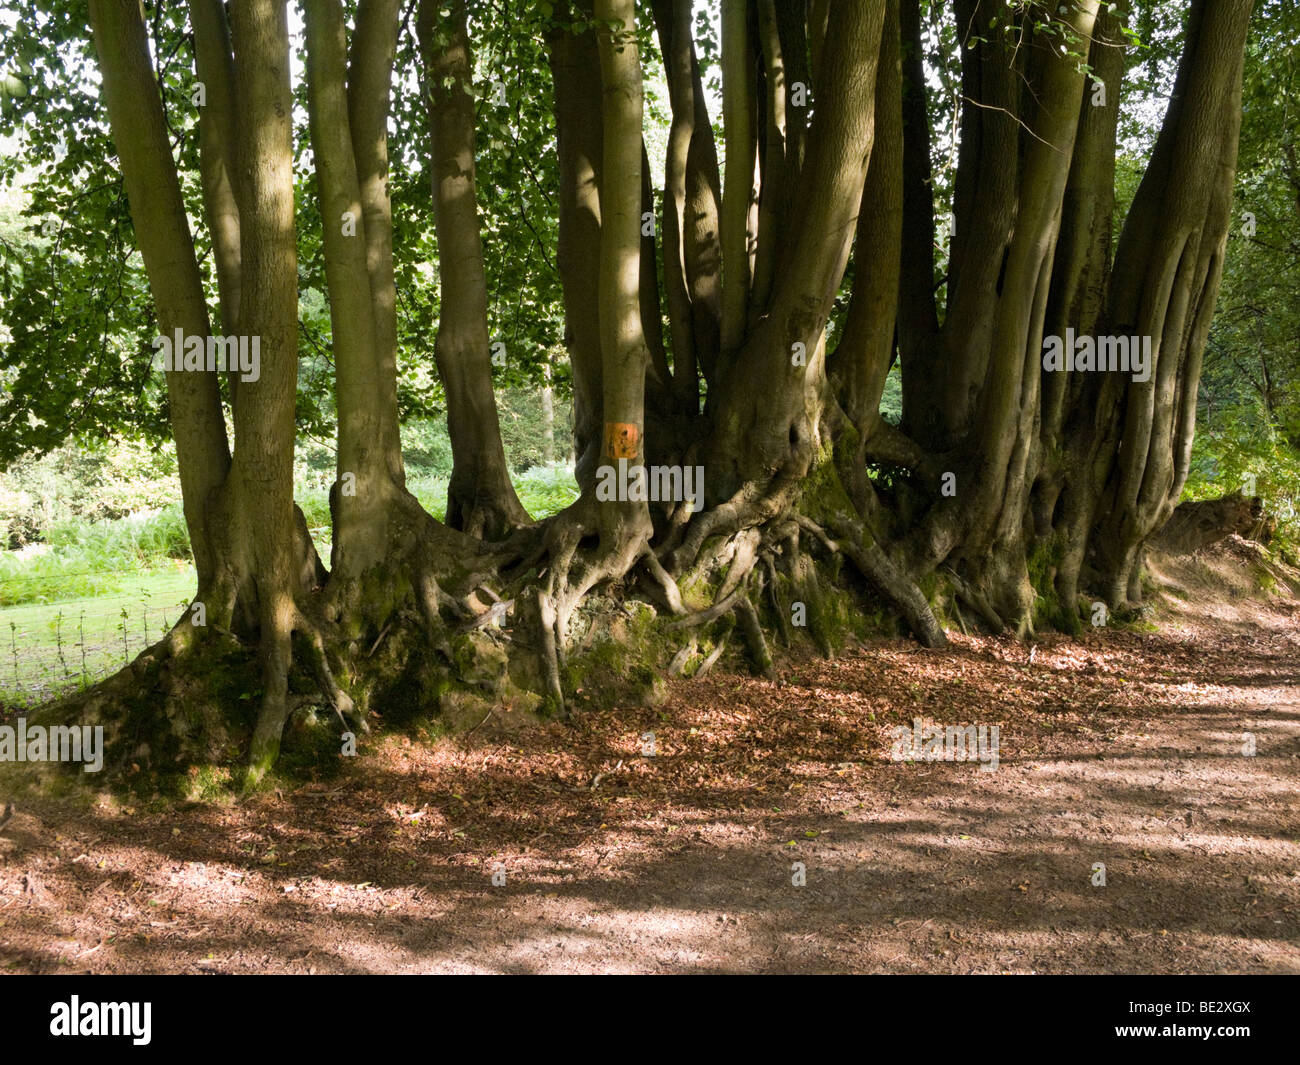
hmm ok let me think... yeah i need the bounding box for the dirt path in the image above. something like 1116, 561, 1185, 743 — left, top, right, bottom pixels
2, 549, 1298, 974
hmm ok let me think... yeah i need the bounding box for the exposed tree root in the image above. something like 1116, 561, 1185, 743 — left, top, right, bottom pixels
663, 469, 801, 574
508, 495, 656, 713
940, 566, 1008, 636
28, 483, 545, 792
638, 547, 688, 616
667, 639, 697, 676
794, 515, 948, 648
733, 591, 775, 678
695, 634, 729, 677
38, 465, 965, 787
665, 589, 745, 631
664, 576, 772, 677
241, 489, 524, 784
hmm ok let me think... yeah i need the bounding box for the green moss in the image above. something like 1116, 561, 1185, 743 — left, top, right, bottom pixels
1026, 538, 1062, 596
677, 559, 724, 610
1026, 539, 1077, 632
800, 440, 857, 525
1053, 600, 1085, 636
183, 764, 236, 803
1252, 565, 1278, 595
450, 631, 509, 690
917, 570, 941, 601
276, 706, 351, 779
560, 602, 673, 709
796, 559, 848, 654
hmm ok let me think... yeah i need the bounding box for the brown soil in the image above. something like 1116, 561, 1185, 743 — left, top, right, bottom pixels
2, 539, 1298, 974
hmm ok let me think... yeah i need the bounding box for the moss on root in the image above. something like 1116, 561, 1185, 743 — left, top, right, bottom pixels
1026, 539, 1074, 634
562, 600, 672, 711
7, 636, 266, 802
762, 545, 902, 655
10, 603, 545, 799
677, 557, 726, 610
801, 440, 858, 526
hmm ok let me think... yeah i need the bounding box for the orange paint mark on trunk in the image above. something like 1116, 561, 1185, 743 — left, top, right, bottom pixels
604, 422, 640, 460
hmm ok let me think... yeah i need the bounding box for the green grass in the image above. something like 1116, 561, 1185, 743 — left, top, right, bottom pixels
0, 549, 127, 605
0, 565, 195, 705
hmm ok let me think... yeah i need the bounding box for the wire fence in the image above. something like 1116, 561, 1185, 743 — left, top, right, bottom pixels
0, 569, 194, 707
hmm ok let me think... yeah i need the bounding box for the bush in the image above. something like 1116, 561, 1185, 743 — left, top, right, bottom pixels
498, 387, 572, 472
0, 436, 180, 546
1185, 405, 1300, 562
401, 419, 454, 479
515, 463, 579, 519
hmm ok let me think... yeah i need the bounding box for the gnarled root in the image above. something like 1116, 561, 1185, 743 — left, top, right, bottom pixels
941, 565, 1008, 635
512, 495, 655, 713
733, 592, 775, 678
795, 514, 947, 648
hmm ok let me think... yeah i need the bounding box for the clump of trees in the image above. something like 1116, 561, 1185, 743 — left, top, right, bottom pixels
0, 0, 1264, 781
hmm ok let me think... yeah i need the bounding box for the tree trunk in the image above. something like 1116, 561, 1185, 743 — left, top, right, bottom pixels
419, 0, 529, 539
348, 0, 405, 486
305, 0, 394, 578
188, 0, 241, 341
594, 0, 653, 550
1092, 0, 1253, 607
546, 2, 606, 490
719, 0, 757, 360
228, 0, 307, 778
88, 0, 231, 595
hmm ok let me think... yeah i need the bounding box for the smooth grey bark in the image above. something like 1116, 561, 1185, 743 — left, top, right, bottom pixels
348, 0, 405, 485
227, 0, 306, 778
305, 0, 394, 576
419, 0, 529, 539
89, 0, 231, 593
546, 1, 606, 489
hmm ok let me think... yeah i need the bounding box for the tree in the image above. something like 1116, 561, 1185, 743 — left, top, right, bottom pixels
7, 0, 1260, 782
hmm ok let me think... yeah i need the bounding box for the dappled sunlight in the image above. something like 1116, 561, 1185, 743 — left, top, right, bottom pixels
3, 566, 1296, 972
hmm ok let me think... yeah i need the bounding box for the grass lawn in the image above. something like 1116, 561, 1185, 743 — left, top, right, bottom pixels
0, 564, 195, 706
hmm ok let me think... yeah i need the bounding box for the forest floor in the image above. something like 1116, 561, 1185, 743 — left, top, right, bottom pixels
1, 537, 1297, 974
